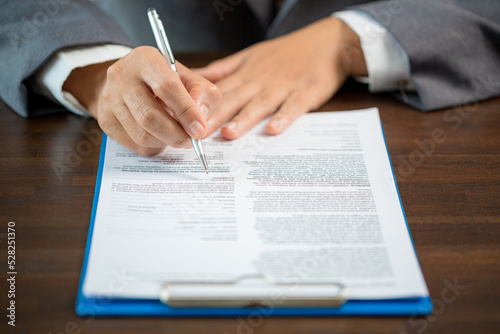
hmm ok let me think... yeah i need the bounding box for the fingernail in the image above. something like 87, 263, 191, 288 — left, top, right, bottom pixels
271, 120, 284, 130
201, 104, 209, 117
226, 121, 238, 131
189, 120, 206, 138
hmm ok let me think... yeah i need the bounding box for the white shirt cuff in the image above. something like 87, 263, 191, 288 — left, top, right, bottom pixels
334, 10, 414, 92
35, 44, 132, 116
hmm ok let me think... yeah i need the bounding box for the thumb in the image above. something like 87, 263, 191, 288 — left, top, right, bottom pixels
192, 50, 247, 82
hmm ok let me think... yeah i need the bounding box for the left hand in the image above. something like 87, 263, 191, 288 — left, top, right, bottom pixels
194, 17, 367, 140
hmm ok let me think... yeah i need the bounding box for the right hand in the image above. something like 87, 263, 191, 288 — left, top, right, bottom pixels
63, 46, 221, 156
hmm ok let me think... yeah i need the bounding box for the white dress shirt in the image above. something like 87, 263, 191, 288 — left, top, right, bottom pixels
35, 10, 412, 116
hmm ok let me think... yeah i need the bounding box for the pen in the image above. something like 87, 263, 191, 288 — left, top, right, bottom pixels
147, 8, 209, 174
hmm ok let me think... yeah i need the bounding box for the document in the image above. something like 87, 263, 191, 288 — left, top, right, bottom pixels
82, 108, 429, 301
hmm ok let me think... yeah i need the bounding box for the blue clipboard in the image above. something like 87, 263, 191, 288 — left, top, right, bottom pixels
76, 134, 433, 317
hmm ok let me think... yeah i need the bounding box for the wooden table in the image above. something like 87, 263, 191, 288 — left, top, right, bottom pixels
1, 54, 499, 334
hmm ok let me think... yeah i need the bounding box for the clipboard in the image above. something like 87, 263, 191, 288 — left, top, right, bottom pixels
76, 134, 433, 317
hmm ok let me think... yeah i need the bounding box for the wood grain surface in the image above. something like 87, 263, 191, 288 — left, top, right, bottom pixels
0, 53, 499, 334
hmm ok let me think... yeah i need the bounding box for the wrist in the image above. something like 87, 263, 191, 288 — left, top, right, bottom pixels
334, 17, 368, 77
314, 17, 368, 78
62, 60, 116, 118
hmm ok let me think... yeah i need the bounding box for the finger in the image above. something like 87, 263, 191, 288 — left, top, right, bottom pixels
112, 100, 171, 149
265, 90, 318, 136
138, 49, 207, 139
221, 88, 290, 140
192, 50, 247, 83
205, 83, 262, 136
214, 73, 245, 94
98, 106, 166, 156
156, 97, 175, 119
177, 62, 222, 118
122, 84, 192, 149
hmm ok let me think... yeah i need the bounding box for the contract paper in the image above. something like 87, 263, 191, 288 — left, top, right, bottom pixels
83, 108, 429, 300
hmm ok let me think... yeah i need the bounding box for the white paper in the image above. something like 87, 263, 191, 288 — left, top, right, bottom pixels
83, 108, 429, 301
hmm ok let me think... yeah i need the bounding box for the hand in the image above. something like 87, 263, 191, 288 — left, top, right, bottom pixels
195, 17, 367, 140
63, 46, 221, 156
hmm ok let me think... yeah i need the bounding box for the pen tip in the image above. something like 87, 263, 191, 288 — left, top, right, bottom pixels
199, 154, 209, 174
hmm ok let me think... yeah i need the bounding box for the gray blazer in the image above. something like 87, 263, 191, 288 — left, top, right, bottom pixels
1, 0, 499, 118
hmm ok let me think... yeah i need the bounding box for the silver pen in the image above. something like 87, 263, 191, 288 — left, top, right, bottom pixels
147, 8, 209, 173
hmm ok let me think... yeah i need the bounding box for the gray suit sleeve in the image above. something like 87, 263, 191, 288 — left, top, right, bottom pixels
0, 0, 133, 117
354, 0, 500, 111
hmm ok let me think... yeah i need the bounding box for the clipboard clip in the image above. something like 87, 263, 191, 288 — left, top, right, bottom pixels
160, 274, 348, 308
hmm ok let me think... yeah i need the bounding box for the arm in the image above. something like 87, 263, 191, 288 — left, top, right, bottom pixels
354, 0, 500, 111
1, 1, 221, 155
334, 10, 414, 94
196, 0, 500, 140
